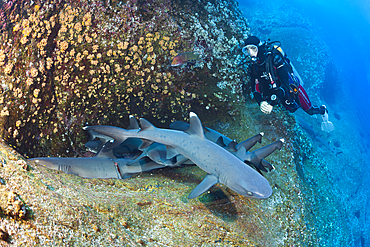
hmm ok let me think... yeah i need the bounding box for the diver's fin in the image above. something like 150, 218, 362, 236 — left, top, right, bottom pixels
188, 174, 218, 199
321, 112, 334, 132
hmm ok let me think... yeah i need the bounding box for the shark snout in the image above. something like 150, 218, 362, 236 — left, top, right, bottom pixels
251, 185, 272, 199
230, 176, 273, 199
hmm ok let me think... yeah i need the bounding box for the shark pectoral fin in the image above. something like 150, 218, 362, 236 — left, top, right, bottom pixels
140, 140, 154, 149
182, 159, 194, 165
96, 144, 117, 159
261, 159, 275, 171
174, 155, 192, 166
188, 174, 219, 199
85, 140, 102, 153
185, 112, 205, 138
165, 146, 180, 159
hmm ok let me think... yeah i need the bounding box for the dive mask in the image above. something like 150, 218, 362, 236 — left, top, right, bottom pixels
242, 44, 258, 60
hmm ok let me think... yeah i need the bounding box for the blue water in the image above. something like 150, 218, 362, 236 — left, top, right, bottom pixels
238, 0, 370, 245
238, 0, 370, 151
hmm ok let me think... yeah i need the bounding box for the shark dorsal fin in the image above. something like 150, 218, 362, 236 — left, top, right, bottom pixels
139, 118, 155, 131
128, 115, 140, 130
185, 112, 205, 138
216, 137, 226, 147
226, 140, 237, 152
234, 146, 247, 161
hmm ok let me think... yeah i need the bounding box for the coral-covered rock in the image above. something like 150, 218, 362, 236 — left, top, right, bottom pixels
0, 0, 249, 158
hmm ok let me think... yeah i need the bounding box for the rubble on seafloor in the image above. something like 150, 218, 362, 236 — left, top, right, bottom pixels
0, 0, 368, 246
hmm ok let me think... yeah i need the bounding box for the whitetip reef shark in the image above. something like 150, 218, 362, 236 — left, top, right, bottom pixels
83, 112, 282, 199
30, 145, 167, 179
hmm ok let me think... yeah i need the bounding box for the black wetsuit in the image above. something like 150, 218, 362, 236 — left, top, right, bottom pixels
249, 45, 324, 115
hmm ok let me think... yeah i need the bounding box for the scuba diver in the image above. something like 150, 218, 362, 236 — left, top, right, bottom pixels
242, 36, 334, 132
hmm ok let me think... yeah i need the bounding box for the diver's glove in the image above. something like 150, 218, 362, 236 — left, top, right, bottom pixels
260, 101, 273, 114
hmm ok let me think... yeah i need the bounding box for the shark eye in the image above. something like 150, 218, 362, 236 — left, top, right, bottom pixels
247, 191, 253, 196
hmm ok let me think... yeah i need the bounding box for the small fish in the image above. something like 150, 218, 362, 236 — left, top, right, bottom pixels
171, 52, 200, 66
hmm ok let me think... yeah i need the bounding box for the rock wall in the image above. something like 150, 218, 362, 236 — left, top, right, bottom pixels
0, 0, 362, 246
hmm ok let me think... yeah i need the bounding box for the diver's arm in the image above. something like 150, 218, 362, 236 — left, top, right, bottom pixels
253, 90, 263, 105
250, 69, 263, 104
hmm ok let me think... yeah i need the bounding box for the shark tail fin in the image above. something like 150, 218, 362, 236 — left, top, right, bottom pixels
252, 139, 284, 159
245, 138, 284, 172
236, 132, 264, 151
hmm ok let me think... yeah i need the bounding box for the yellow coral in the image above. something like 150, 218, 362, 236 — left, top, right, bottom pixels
59, 41, 69, 52
13, 23, 21, 32
4, 63, 13, 75
131, 45, 138, 52
82, 13, 92, 26
74, 22, 82, 32
92, 45, 99, 53
77, 35, 83, 43
20, 36, 28, 44
85, 35, 93, 43
1, 107, 9, 116
26, 78, 33, 87
37, 38, 48, 49
30, 68, 38, 78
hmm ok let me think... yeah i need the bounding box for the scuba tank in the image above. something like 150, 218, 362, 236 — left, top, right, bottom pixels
263, 40, 304, 95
